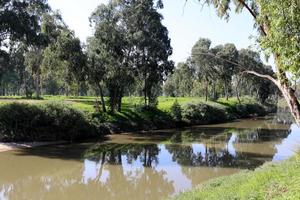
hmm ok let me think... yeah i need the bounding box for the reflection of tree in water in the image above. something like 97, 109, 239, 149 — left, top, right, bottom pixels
82, 143, 174, 200
165, 128, 291, 185
0, 143, 174, 200
166, 128, 291, 169
273, 106, 294, 124
0, 126, 292, 200
84, 143, 160, 167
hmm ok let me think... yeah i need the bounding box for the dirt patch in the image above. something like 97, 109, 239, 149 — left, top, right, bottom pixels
0, 141, 66, 153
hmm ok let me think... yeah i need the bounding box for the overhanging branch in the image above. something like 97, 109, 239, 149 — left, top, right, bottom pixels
237, 0, 267, 36
241, 70, 279, 86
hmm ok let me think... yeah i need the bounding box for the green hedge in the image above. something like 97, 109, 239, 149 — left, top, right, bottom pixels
0, 102, 98, 142
182, 103, 229, 124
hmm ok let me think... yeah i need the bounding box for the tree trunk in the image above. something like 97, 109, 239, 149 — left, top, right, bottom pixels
212, 82, 216, 100
236, 77, 241, 104
144, 78, 148, 106
243, 67, 300, 126
97, 83, 106, 113
117, 88, 123, 112
278, 79, 300, 125
35, 71, 41, 99
77, 80, 80, 97
225, 82, 229, 101
205, 79, 208, 102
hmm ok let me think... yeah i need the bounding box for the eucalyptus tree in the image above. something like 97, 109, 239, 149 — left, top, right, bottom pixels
211, 43, 238, 100
120, 0, 174, 106
191, 38, 218, 101
55, 30, 87, 96
24, 47, 44, 98
86, 37, 107, 112
193, 0, 300, 124
164, 60, 195, 97
236, 49, 276, 103
41, 12, 86, 96
0, 0, 49, 96
0, 0, 49, 47
89, 2, 133, 112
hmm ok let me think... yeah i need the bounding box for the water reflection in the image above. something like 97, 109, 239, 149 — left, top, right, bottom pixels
0, 118, 298, 200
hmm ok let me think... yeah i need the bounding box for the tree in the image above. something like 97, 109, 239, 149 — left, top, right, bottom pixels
211, 43, 238, 100
41, 13, 87, 96
0, 0, 49, 97
191, 38, 218, 101
163, 60, 195, 97
88, 2, 133, 112
121, 0, 174, 106
194, 0, 300, 124
0, 0, 49, 47
55, 30, 86, 96
24, 47, 43, 98
86, 37, 107, 112
236, 49, 276, 103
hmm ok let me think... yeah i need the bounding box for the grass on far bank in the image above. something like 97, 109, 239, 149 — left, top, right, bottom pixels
173, 154, 300, 200
0, 95, 258, 113
0, 95, 272, 142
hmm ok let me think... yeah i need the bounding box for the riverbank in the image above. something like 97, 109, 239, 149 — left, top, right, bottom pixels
173, 154, 300, 200
0, 141, 66, 152
0, 96, 275, 142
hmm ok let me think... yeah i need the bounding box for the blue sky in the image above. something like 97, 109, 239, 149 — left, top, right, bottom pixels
48, 0, 259, 64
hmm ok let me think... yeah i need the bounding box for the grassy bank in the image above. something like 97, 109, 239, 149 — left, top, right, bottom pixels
0, 96, 274, 142
173, 155, 300, 200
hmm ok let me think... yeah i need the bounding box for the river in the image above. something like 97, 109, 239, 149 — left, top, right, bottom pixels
0, 115, 299, 200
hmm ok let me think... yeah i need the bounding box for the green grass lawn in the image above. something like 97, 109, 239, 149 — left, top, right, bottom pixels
0, 95, 256, 113
0, 95, 269, 134
173, 154, 300, 200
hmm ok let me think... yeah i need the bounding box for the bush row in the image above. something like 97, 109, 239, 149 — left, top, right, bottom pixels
170, 101, 269, 124
0, 102, 99, 142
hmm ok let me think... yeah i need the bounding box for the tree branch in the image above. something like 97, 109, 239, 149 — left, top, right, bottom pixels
191, 51, 278, 85
241, 70, 278, 86
237, 0, 267, 36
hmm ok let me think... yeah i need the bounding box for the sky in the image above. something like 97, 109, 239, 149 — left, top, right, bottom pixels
48, 0, 260, 65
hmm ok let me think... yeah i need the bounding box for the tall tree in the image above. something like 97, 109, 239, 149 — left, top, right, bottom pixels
164, 60, 195, 97
211, 43, 238, 100
89, 3, 133, 112
194, 0, 300, 124
121, 0, 174, 106
0, 0, 49, 47
191, 38, 218, 101
86, 37, 107, 112
24, 47, 43, 98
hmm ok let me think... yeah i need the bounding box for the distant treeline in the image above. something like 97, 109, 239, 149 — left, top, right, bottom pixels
0, 0, 278, 114
164, 38, 280, 104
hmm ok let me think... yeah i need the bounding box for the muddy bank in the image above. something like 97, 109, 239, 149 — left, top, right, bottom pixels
0, 141, 66, 153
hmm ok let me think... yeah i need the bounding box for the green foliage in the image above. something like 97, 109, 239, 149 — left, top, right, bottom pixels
164, 61, 195, 97
173, 157, 300, 200
0, 102, 98, 142
257, 0, 300, 76
0, 0, 49, 47
182, 103, 228, 124
170, 100, 182, 121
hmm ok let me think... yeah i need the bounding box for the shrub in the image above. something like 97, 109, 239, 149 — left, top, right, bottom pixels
170, 100, 182, 121
0, 102, 98, 142
182, 103, 228, 124
232, 103, 266, 118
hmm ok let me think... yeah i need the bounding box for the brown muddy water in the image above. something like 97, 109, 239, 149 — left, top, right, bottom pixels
0, 115, 299, 200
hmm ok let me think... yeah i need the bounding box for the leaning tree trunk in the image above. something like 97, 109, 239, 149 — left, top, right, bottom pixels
244, 67, 300, 126
236, 0, 300, 125
277, 77, 300, 125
